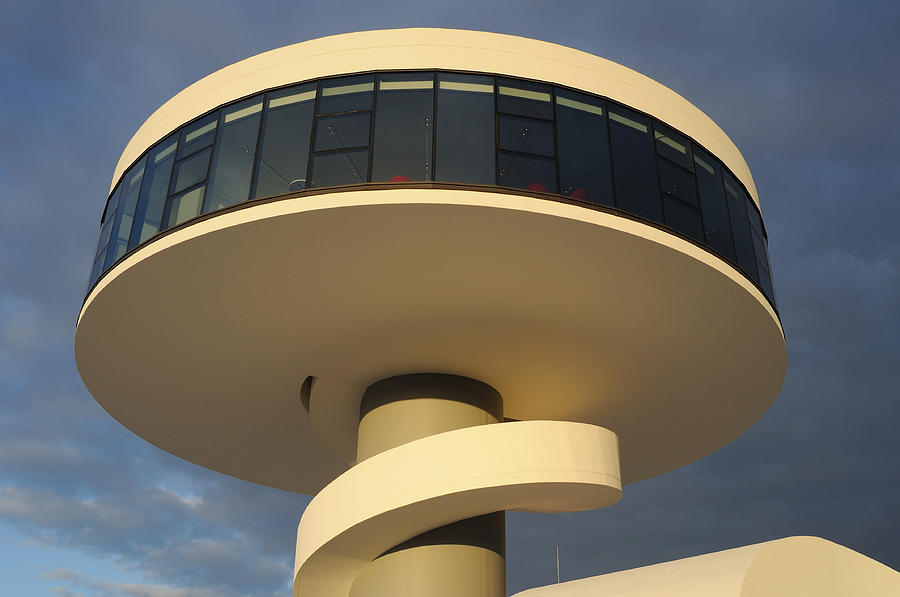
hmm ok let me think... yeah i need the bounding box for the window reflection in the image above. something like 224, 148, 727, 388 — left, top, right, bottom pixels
659, 159, 703, 242
88, 252, 105, 289
96, 213, 115, 263
93, 184, 122, 281
100, 185, 120, 226
746, 200, 774, 301
654, 124, 693, 171
178, 113, 217, 159
314, 112, 371, 151
318, 75, 374, 114
105, 158, 145, 269
435, 73, 495, 184
556, 89, 613, 206
129, 134, 177, 248
608, 107, 662, 223
204, 96, 263, 212
309, 75, 374, 187
693, 147, 736, 263
170, 146, 212, 195
724, 171, 759, 283
309, 150, 368, 187
498, 152, 557, 193
497, 78, 553, 120
163, 113, 217, 231
252, 84, 316, 198
165, 185, 205, 229
498, 115, 554, 157
371, 73, 434, 182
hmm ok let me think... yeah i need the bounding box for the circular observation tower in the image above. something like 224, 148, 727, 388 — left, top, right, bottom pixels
75, 29, 786, 597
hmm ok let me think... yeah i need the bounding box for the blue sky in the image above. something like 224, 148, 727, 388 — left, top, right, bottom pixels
1, 1, 898, 595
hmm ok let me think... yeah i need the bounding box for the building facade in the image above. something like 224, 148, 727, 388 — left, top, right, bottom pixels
74, 29, 895, 597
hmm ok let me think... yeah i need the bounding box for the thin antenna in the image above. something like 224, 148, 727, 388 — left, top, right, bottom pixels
556, 544, 560, 583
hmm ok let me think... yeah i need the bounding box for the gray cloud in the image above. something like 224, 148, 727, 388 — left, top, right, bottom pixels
0, 360, 304, 595
47, 568, 228, 597
1, 478, 299, 596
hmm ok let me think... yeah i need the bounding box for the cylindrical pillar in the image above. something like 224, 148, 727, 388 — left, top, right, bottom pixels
350, 374, 505, 597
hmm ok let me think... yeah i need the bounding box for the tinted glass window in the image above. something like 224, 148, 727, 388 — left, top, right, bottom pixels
178, 113, 217, 159
89, 70, 775, 309
663, 195, 704, 242
170, 147, 211, 195
747, 204, 767, 265
113, 157, 146, 250
693, 147, 736, 262
165, 185, 205, 229
498, 115, 554, 156
758, 256, 775, 303
103, 227, 123, 269
314, 112, 371, 151
96, 210, 115, 260
556, 90, 613, 206
435, 73, 495, 184
746, 199, 774, 301
498, 152, 557, 193
658, 158, 698, 207
204, 96, 263, 212
317, 75, 374, 114
608, 106, 662, 223
747, 200, 763, 232
252, 84, 316, 198
100, 184, 121, 225
129, 134, 177, 248
371, 73, 434, 182
105, 158, 145, 268
95, 184, 121, 272
308, 150, 369, 187
88, 251, 105, 289
654, 123, 693, 171
746, 199, 766, 240
724, 171, 758, 282
659, 159, 703, 242
497, 78, 553, 119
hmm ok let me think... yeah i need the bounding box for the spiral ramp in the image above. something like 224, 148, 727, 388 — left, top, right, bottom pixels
293, 420, 621, 597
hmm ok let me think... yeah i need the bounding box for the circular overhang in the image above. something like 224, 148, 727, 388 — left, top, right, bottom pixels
75, 189, 786, 494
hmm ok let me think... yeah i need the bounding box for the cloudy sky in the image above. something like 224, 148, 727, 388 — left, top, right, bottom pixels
1, 1, 898, 595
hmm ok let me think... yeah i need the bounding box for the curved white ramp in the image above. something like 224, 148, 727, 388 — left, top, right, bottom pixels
294, 421, 621, 597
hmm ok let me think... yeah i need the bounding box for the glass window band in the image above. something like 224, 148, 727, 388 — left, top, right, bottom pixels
89, 69, 775, 313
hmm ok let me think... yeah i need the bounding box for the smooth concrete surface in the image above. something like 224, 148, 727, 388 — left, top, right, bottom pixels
357, 374, 502, 460
75, 188, 786, 492
358, 397, 499, 460
350, 542, 505, 597
110, 29, 760, 208
350, 374, 505, 597
512, 536, 900, 597
293, 420, 621, 597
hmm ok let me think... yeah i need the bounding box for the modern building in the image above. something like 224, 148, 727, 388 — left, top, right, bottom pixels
74, 29, 898, 597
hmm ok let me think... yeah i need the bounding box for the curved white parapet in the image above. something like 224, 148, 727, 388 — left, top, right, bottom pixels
112, 29, 759, 206
293, 421, 622, 597
513, 536, 900, 597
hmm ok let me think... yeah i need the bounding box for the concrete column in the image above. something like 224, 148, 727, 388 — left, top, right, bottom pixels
350, 373, 505, 597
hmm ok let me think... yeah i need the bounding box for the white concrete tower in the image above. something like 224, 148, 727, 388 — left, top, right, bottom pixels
75, 29, 805, 597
